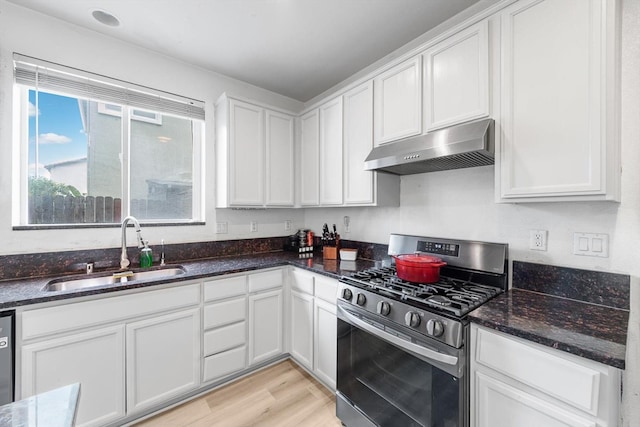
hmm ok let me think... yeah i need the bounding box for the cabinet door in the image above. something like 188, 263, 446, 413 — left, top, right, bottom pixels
374, 56, 422, 144
126, 308, 200, 413
21, 326, 125, 427
474, 372, 595, 427
319, 97, 344, 205
344, 81, 375, 205
424, 20, 489, 131
229, 99, 264, 206
498, 0, 619, 201
300, 110, 320, 206
248, 289, 284, 365
314, 298, 337, 390
265, 110, 295, 206
290, 290, 314, 370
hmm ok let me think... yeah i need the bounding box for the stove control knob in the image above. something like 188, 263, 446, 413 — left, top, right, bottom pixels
405, 312, 421, 328
377, 301, 391, 316
356, 293, 367, 306
426, 319, 444, 337
342, 288, 353, 301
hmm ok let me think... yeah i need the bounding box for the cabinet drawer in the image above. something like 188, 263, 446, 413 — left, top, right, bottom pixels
475, 327, 602, 415
203, 297, 246, 330
203, 322, 246, 356
248, 269, 283, 293
314, 275, 337, 304
203, 346, 246, 382
204, 276, 246, 302
290, 268, 314, 294
22, 283, 200, 341
475, 371, 596, 427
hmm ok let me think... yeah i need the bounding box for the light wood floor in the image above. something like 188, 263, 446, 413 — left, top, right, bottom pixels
135, 359, 343, 427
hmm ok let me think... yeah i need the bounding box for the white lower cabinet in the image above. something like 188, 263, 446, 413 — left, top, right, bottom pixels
313, 298, 337, 390
290, 289, 314, 370
20, 283, 201, 427
249, 288, 284, 365
471, 324, 621, 427
288, 268, 337, 390
475, 372, 596, 427
21, 325, 126, 427
126, 308, 200, 413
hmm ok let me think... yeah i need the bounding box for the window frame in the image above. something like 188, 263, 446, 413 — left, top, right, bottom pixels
98, 102, 163, 125
13, 58, 205, 228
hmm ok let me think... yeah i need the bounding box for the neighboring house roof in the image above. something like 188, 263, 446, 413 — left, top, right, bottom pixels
44, 157, 87, 170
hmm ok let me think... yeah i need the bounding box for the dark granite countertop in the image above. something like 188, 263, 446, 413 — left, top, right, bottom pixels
0, 249, 628, 372
468, 289, 629, 369
0, 251, 378, 310
0, 383, 79, 427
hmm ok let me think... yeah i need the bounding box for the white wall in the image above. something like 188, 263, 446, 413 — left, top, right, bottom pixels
0, 1, 305, 254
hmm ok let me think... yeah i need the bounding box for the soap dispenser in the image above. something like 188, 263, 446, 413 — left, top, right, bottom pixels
140, 241, 153, 268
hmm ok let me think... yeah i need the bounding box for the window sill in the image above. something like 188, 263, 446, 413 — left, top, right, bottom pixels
13, 221, 206, 231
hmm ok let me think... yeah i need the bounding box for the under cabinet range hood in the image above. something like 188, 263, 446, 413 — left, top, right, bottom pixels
364, 118, 495, 175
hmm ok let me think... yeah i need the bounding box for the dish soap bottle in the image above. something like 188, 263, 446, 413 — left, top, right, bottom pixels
140, 241, 153, 268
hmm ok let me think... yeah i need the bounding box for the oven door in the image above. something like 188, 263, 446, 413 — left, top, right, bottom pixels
336, 302, 468, 427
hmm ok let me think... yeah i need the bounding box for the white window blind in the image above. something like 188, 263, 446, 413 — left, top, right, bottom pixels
13, 53, 205, 120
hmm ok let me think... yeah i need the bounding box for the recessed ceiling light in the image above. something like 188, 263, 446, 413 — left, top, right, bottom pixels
92, 10, 120, 27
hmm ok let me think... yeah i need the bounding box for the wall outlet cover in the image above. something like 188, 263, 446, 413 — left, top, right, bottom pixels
529, 229, 548, 251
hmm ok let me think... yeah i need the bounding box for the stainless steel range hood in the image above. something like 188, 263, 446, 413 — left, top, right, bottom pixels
364, 118, 495, 175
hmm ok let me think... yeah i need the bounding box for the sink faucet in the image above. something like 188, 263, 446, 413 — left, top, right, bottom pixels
120, 216, 145, 270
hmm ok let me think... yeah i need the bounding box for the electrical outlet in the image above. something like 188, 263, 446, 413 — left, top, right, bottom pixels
529, 229, 548, 251
284, 220, 292, 232
343, 216, 351, 233
216, 222, 228, 234
250, 221, 258, 232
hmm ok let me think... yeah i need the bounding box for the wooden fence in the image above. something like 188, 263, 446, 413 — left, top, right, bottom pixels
29, 195, 122, 224
28, 195, 191, 224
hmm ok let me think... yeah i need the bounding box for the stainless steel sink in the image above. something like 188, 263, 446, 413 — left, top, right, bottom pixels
43, 266, 186, 292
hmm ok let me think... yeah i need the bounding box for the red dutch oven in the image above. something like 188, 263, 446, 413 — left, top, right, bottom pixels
392, 254, 447, 283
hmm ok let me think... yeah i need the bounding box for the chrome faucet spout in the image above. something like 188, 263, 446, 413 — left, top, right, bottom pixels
120, 216, 144, 270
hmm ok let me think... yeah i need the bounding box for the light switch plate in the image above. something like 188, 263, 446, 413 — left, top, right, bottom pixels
573, 232, 609, 257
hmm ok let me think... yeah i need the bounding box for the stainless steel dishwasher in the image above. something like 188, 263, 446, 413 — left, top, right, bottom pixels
0, 311, 14, 405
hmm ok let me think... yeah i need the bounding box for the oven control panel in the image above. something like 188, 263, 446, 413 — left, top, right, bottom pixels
337, 282, 463, 349
417, 240, 459, 257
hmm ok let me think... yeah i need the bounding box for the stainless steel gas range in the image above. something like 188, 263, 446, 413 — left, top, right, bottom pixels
336, 234, 508, 427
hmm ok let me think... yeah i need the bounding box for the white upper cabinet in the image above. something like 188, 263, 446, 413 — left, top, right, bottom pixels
343, 81, 400, 207
344, 82, 375, 205
299, 109, 320, 206
497, 0, 620, 202
265, 110, 295, 206
319, 97, 344, 205
216, 95, 295, 208
424, 20, 489, 131
374, 56, 423, 145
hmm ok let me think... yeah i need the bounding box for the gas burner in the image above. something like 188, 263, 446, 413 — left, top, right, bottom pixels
426, 295, 451, 306
343, 265, 505, 318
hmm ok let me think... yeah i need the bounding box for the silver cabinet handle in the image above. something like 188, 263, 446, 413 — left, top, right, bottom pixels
339, 306, 458, 366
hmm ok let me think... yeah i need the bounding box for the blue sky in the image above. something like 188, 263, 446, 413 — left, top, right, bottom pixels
29, 90, 87, 169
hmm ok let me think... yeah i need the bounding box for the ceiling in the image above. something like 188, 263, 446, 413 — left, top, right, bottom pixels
8, 0, 482, 102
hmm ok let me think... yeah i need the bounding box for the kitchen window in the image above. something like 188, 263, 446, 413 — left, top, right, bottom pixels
12, 54, 205, 226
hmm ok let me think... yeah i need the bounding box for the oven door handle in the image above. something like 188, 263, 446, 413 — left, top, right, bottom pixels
339, 306, 458, 366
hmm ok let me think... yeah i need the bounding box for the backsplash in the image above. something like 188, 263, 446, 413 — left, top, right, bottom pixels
0, 237, 389, 281
512, 261, 630, 310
